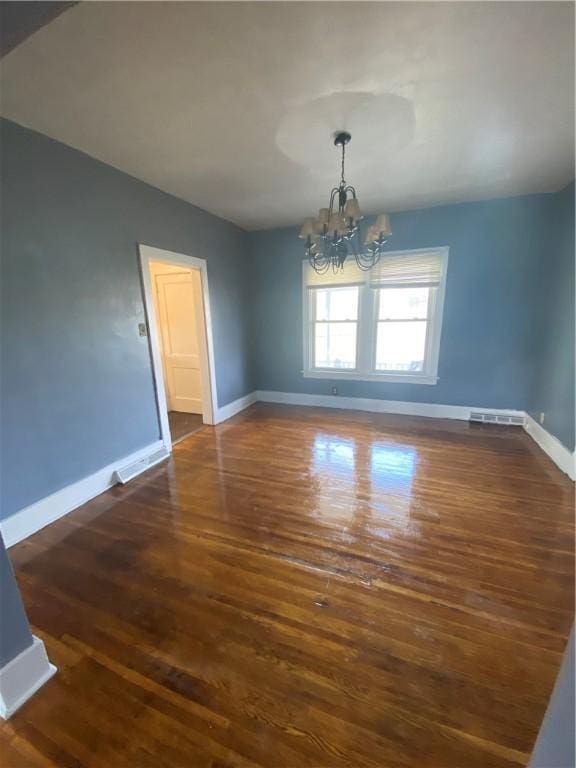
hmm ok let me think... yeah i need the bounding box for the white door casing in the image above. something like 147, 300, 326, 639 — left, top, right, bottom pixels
155, 271, 203, 414
139, 243, 218, 451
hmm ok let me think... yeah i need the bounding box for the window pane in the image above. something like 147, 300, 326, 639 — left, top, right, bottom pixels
378, 287, 429, 320
315, 322, 357, 368
375, 321, 427, 372
315, 287, 358, 321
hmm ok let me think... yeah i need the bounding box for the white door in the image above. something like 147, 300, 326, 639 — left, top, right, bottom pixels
155, 271, 203, 414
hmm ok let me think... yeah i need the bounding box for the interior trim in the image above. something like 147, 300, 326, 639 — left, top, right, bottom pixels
214, 392, 258, 424
256, 389, 521, 421
139, 243, 219, 443
0, 636, 56, 720
302, 370, 439, 385
524, 414, 576, 480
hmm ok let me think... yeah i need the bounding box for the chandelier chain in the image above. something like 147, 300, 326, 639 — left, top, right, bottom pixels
340, 142, 346, 185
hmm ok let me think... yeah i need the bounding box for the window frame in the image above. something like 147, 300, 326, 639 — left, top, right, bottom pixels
309, 283, 361, 372
302, 247, 449, 385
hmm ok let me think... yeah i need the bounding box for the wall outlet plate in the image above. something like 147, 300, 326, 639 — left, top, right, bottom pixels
539, 412, 545, 425
331, 386, 338, 396
138, 323, 148, 337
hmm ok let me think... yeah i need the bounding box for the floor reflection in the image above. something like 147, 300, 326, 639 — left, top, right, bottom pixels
370, 442, 417, 490
311, 432, 420, 535
313, 434, 356, 472
369, 442, 419, 536
311, 434, 357, 522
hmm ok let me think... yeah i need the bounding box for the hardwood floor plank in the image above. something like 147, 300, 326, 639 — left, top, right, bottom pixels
1, 404, 573, 767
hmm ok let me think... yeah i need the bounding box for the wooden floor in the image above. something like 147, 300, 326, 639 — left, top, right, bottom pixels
168, 411, 205, 445
2, 404, 574, 768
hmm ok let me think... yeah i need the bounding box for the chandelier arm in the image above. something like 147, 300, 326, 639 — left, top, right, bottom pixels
309, 246, 331, 274
360, 251, 381, 270
346, 233, 358, 259
328, 187, 340, 216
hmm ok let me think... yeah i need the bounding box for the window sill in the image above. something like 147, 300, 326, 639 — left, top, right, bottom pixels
302, 370, 439, 385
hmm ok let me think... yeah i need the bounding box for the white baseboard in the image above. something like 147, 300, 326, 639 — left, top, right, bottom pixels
215, 391, 257, 424
255, 390, 524, 422
0, 439, 165, 548
0, 636, 56, 719
524, 415, 575, 480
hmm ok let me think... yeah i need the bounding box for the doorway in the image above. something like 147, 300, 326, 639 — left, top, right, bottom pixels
139, 244, 218, 449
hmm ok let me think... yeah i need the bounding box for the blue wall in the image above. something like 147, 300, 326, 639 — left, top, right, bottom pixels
529, 182, 575, 451
0, 533, 33, 667
249, 194, 554, 411
0, 119, 253, 520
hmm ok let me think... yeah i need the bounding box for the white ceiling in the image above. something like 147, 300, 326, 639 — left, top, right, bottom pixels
1, 2, 574, 230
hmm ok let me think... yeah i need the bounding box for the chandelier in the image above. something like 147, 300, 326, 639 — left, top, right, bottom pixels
299, 132, 392, 274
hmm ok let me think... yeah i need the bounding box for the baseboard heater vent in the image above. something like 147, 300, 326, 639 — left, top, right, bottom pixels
469, 411, 525, 426
114, 447, 170, 485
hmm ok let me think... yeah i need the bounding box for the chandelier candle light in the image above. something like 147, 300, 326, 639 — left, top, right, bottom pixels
299, 132, 392, 274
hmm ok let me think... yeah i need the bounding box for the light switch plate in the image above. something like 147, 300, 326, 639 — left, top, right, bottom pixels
138, 323, 148, 337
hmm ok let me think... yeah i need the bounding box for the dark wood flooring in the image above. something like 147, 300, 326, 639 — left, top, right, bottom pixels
168, 410, 204, 445
1, 404, 574, 767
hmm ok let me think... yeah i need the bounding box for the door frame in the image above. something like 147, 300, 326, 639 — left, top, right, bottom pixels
139, 244, 218, 449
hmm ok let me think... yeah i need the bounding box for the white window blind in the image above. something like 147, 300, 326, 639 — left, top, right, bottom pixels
368, 251, 442, 287
304, 259, 366, 287
304, 250, 442, 288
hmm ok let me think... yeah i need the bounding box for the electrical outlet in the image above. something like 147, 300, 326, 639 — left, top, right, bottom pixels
138, 322, 148, 337
331, 386, 338, 396
539, 412, 545, 425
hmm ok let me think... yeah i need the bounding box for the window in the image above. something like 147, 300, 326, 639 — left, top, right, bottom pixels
303, 248, 448, 385
313, 287, 358, 369
375, 286, 429, 372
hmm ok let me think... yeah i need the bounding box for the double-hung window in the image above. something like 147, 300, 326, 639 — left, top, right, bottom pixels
303, 248, 448, 384
312, 286, 359, 369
